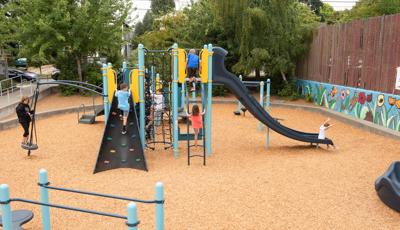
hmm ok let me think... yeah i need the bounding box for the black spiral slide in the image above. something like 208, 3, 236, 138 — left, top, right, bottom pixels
212, 47, 333, 145
94, 93, 147, 173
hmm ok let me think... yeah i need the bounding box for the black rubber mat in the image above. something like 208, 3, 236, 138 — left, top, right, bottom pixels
93, 94, 147, 173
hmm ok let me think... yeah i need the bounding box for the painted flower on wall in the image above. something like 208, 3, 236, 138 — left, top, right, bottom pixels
364, 111, 373, 122
366, 94, 372, 102
377, 94, 384, 107
358, 92, 366, 105
340, 90, 345, 100
388, 96, 396, 106
346, 90, 350, 95
396, 100, 400, 109
330, 86, 337, 98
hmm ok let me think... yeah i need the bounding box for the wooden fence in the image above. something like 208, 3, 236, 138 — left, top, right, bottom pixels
297, 13, 400, 94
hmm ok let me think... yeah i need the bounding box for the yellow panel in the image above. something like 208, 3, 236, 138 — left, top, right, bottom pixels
130, 69, 139, 103
107, 67, 117, 102
155, 75, 162, 91
200, 49, 208, 83
178, 48, 187, 83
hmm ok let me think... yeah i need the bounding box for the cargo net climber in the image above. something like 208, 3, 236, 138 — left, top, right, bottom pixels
144, 51, 173, 150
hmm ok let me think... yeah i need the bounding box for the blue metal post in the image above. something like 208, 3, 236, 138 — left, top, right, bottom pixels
138, 44, 146, 149
102, 64, 109, 123
155, 182, 164, 230
181, 82, 185, 109
191, 82, 196, 105
0, 184, 12, 230
206, 44, 213, 156
172, 43, 179, 158
127, 202, 138, 230
258, 81, 265, 132
39, 169, 51, 230
236, 75, 243, 113
151, 66, 156, 93
122, 61, 130, 85
265, 79, 271, 149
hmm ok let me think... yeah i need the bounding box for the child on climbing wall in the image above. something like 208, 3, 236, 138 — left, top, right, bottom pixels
16, 96, 34, 145
115, 83, 130, 134
186, 49, 200, 92
317, 118, 334, 148
146, 88, 164, 131
190, 104, 203, 147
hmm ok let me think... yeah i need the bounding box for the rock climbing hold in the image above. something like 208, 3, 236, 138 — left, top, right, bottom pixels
104, 160, 110, 164
110, 149, 116, 153
107, 137, 112, 141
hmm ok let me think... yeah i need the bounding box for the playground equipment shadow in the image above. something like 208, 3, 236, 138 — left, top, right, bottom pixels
0, 104, 399, 229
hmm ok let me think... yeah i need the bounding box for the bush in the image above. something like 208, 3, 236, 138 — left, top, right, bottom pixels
305, 93, 313, 102
277, 78, 299, 100
212, 85, 228, 96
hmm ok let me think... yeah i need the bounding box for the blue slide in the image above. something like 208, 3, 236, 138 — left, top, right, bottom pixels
212, 47, 334, 146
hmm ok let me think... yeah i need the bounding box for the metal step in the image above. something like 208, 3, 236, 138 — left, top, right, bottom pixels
79, 114, 96, 124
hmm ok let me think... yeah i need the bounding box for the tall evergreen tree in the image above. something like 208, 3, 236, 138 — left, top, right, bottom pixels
151, 0, 175, 15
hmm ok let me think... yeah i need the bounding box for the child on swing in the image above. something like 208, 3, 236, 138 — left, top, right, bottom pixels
190, 104, 203, 147
16, 96, 34, 146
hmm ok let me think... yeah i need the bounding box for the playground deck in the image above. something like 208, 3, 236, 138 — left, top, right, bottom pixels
0, 103, 399, 229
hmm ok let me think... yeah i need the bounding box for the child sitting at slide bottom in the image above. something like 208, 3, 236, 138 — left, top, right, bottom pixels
317, 118, 334, 149
115, 83, 131, 135
190, 104, 203, 147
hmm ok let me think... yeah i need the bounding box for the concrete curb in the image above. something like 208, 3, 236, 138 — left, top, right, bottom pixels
0, 105, 103, 130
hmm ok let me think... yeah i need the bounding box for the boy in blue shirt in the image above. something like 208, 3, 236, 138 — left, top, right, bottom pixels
187, 49, 200, 92
115, 83, 130, 134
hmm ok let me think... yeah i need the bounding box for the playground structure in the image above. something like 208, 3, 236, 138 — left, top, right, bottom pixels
0, 169, 164, 230
21, 43, 336, 173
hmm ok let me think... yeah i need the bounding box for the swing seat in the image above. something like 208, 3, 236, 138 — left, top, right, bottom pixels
0, 209, 34, 230
21, 143, 38, 151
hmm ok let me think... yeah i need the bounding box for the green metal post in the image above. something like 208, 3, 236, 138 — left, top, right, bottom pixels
39, 169, 51, 230
102, 64, 109, 123
258, 81, 265, 132
265, 79, 271, 148
172, 43, 179, 157
206, 44, 213, 156
138, 44, 145, 149
0, 184, 12, 230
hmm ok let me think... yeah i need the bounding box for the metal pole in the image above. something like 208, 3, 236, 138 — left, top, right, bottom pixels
191, 81, 196, 104
265, 79, 270, 149
138, 44, 146, 149
102, 64, 109, 123
122, 61, 127, 85
0, 184, 12, 230
0, 81, 2, 96
127, 202, 138, 230
30, 81, 33, 96
181, 82, 185, 110
172, 43, 179, 158
236, 75, 242, 112
19, 76, 22, 98
7, 89, 9, 104
155, 182, 164, 230
258, 81, 265, 132
151, 66, 155, 93
206, 44, 213, 156
39, 169, 51, 230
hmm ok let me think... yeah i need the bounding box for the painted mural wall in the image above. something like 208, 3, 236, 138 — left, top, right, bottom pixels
298, 80, 400, 131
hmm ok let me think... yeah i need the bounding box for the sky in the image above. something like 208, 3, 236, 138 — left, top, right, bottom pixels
131, 0, 359, 23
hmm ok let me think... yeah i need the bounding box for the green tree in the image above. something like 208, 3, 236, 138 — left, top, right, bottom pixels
320, 3, 338, 24
14, 0, 130, 82
340, 0, 400, 22
151, 0, 175, 16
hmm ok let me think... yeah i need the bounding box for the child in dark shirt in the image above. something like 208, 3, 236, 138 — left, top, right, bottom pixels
16, 96, 34, 145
